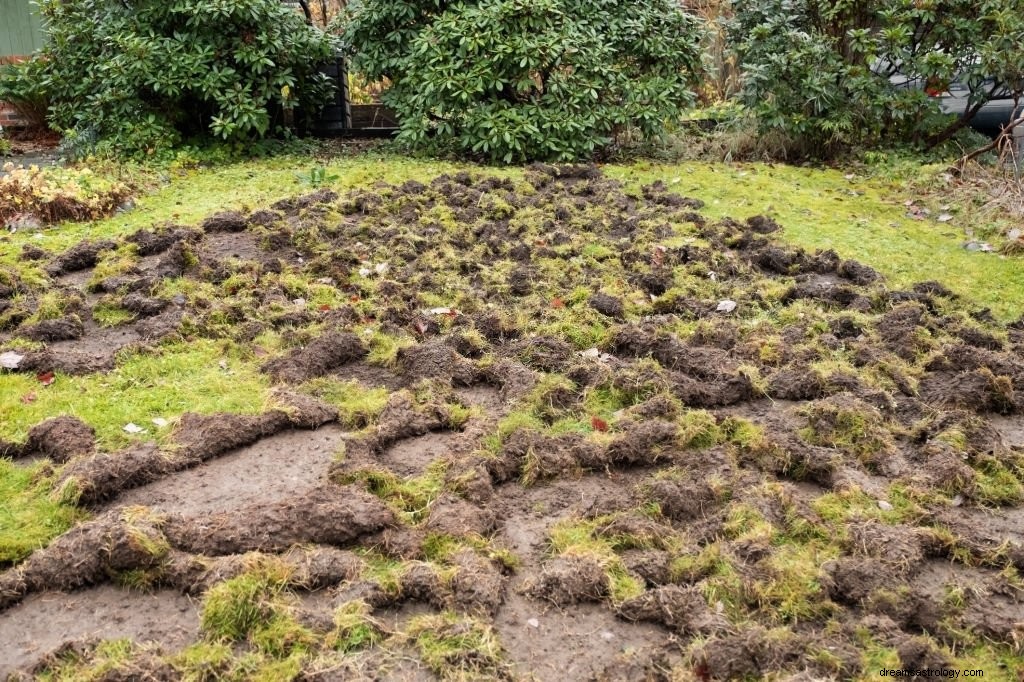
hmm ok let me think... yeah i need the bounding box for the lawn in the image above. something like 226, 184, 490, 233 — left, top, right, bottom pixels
0, 151, 1022, 679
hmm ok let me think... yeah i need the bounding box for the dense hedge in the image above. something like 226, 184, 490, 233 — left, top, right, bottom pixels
340, 0, 704, 162
0, 0, 337, 157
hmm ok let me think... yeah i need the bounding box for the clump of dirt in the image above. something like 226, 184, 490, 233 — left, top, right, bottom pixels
7, 416, 96, 463
606, 420, 678, 465
162, 485, 395, 555
495, 429, 607, 484
261, 330, 367, 383
616, 586, 729, 636
525, 556, 609, 605
201, 210, 248, 233
397, 339, 477, 385
644, 475, 725, 522
424, 494, 498, 538
44, 240, 117, 277
19, 316, 84, 342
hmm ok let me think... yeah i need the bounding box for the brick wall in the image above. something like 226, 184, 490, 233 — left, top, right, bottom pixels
0, 56, 29, 128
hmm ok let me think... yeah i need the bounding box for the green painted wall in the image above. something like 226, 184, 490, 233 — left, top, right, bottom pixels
0, 0, 44, 58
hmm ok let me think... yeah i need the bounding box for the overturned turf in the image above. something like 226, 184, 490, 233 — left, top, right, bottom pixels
1, 165, 1023, 679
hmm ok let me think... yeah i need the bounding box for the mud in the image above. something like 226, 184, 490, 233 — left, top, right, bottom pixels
109, 425, 346, 515
0, 587, 199, 678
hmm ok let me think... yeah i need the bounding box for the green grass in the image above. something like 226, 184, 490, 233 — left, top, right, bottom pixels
604, 162, 1024, 320
0, 459, 85, 564
406, 612, 507, 680
299, 377, 390, 430
0, 339, 270, 449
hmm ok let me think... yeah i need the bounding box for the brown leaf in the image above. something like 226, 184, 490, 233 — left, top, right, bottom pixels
36, 371, 55, 386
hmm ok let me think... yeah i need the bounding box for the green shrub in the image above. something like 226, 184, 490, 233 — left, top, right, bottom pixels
0, 59, 49, 130
339, 0, 704, 163
729, 0, 1024, 158
9, 0, 337, 158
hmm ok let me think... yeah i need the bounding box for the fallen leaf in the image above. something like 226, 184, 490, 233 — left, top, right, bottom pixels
20, 392, 36, 404
551, 297, 565, 309
123, 423, 146, 434
427, 307, 456, 316
591, 416, 609, 432
349, 295, 361, 303
0, 351, 24, 369
318, 304, 332, 312
36, 371, 55, 386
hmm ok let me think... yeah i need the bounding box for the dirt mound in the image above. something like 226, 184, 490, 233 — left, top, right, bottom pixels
525, 556, 609, 606
261, 330, 367, 383
14, 415, 96, 463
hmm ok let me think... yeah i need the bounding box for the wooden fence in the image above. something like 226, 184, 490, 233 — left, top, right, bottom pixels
0, 0, 44, 59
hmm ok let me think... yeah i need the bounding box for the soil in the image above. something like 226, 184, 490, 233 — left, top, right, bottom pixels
2, 165, 1023, 679
0, 586, 199, 678
108, 424, 347, 515
380, 431, 459, 478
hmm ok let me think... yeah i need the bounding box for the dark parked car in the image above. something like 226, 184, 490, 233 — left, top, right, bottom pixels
939, 83, 1023, 137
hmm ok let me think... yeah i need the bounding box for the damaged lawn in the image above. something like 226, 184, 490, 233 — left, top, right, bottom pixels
0, 156, 1023, 680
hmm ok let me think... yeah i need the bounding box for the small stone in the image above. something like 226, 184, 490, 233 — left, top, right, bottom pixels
600, 631, 615, 641
877, 500, 893, 511
152, 417, 169, 428
292, 298, 306, 307
526, 618, 539, 629
0, 351, 24, 369
951, 494, 964, 507
123, 423, 146, 434
716, 299, 737, 313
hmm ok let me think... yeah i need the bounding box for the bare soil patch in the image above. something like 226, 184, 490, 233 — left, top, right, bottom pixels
108, 424, 347, 515
0, 586, 199, 677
